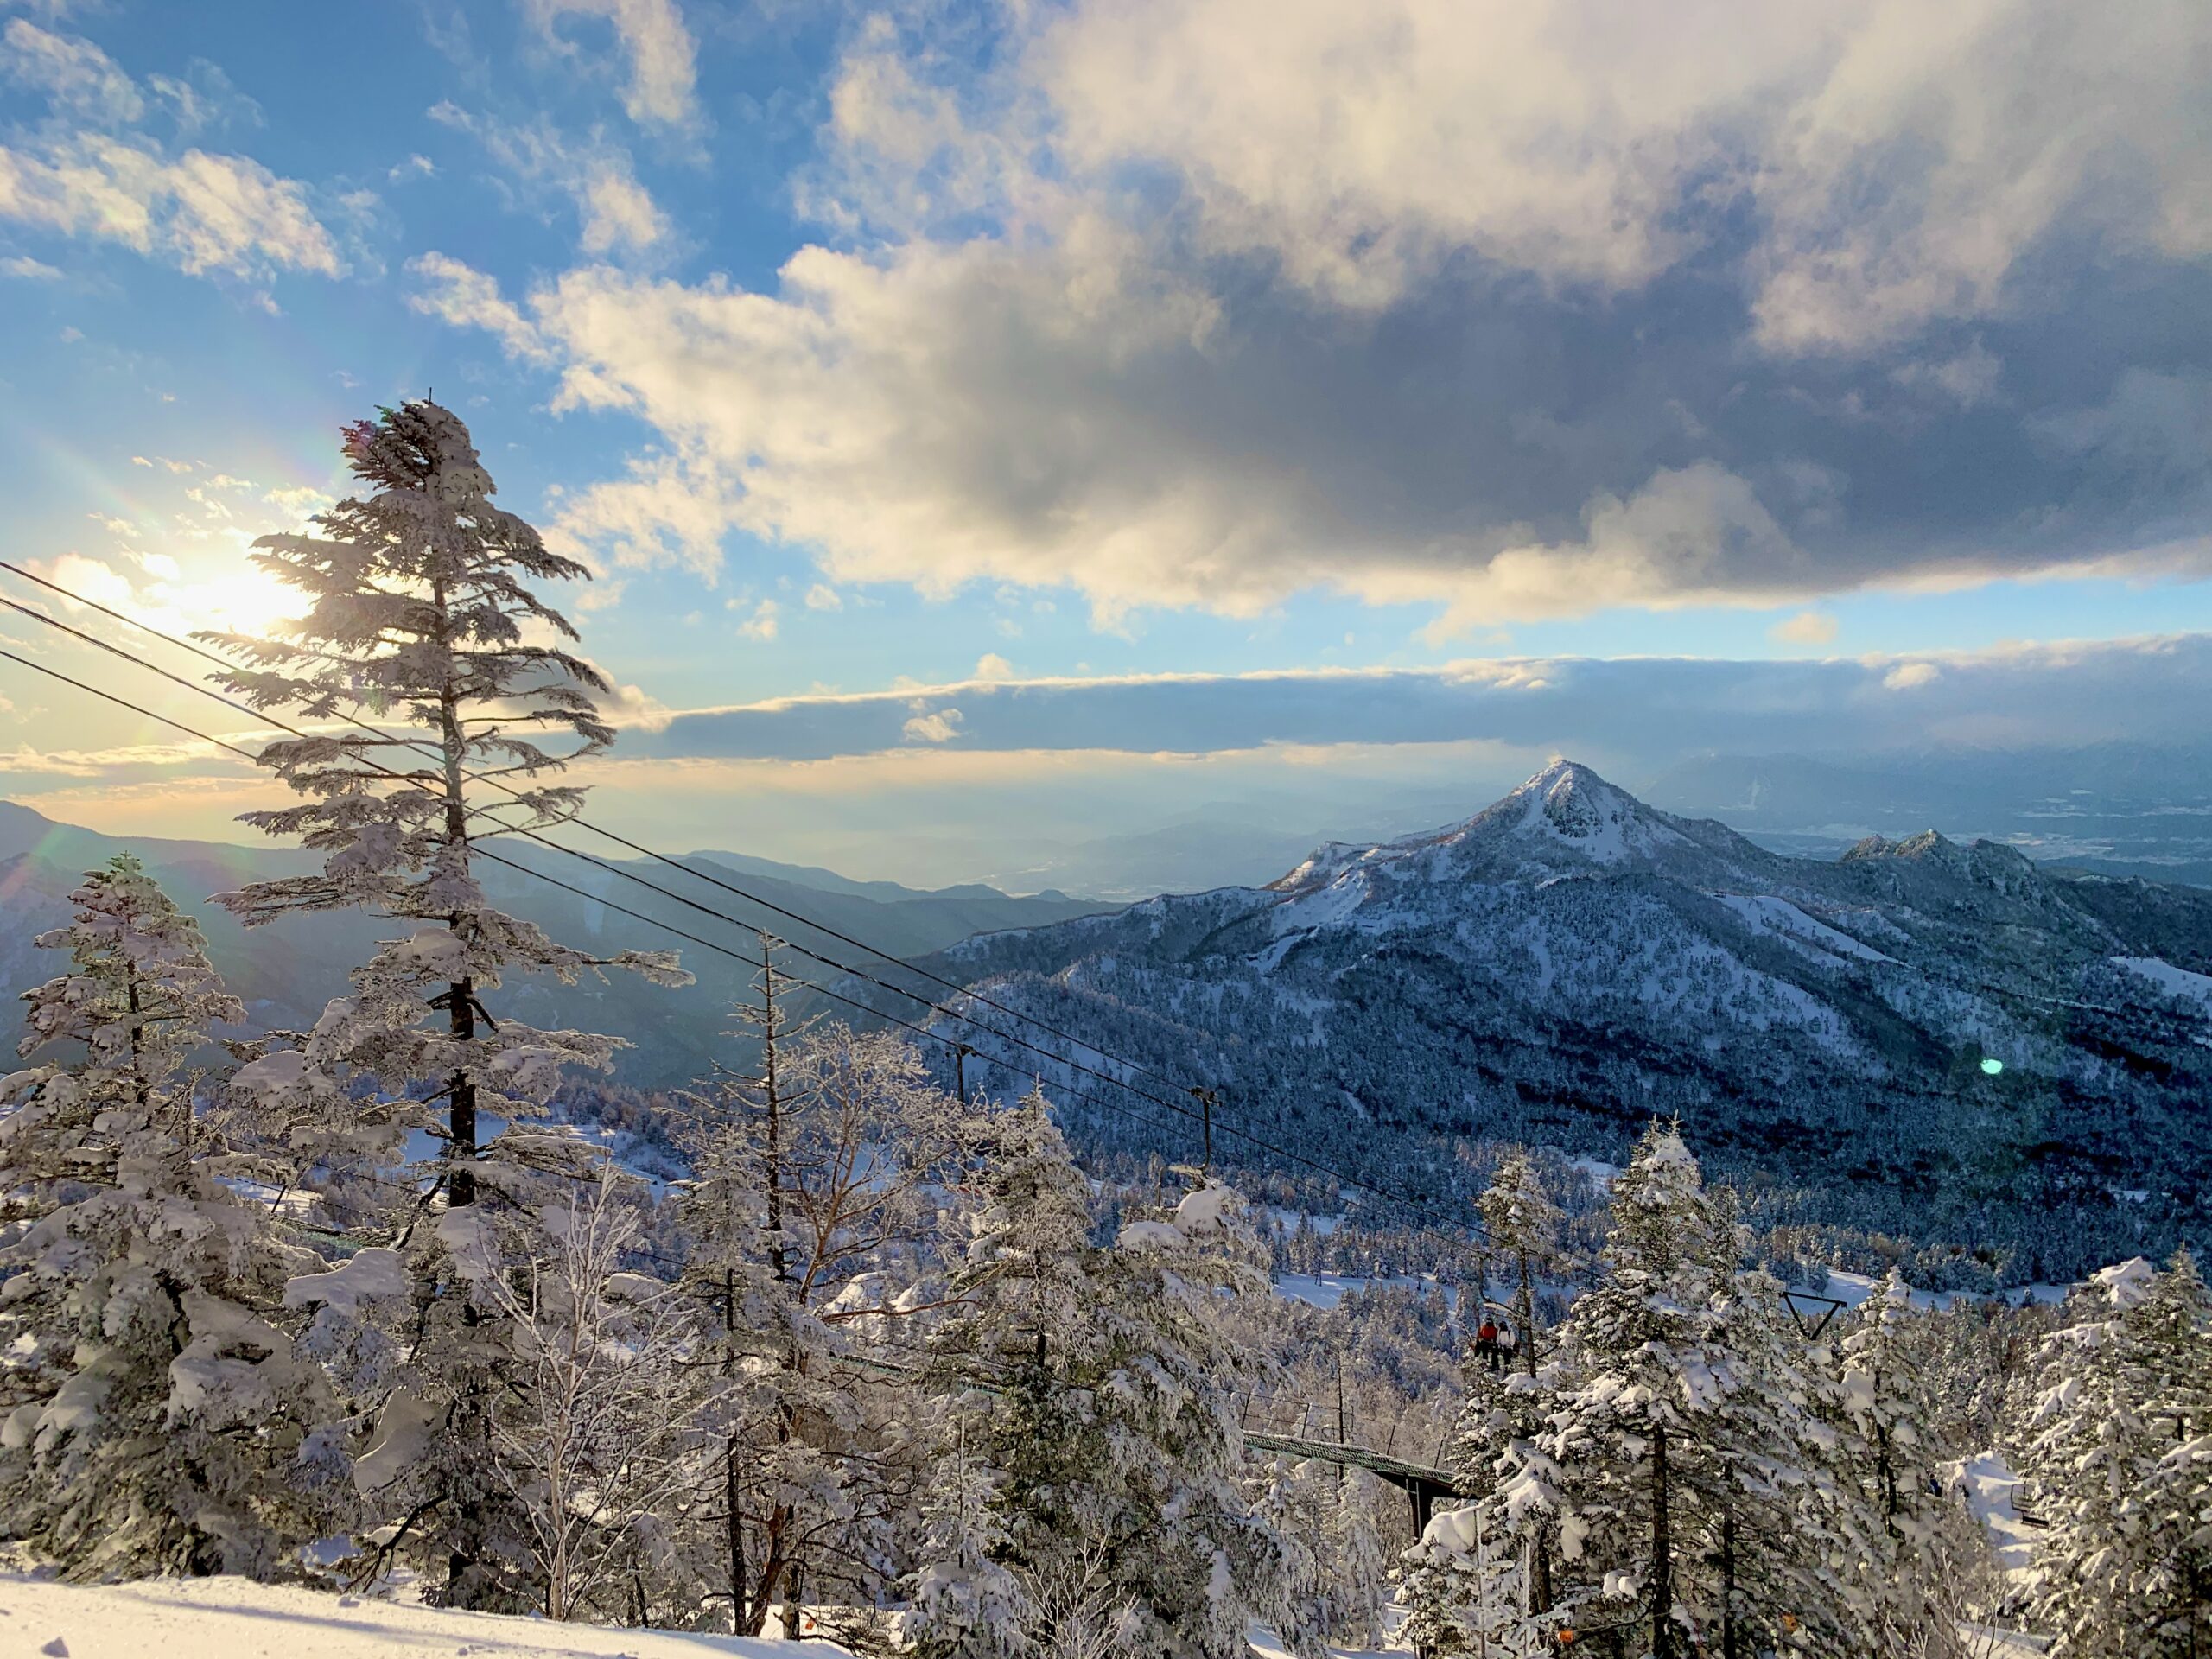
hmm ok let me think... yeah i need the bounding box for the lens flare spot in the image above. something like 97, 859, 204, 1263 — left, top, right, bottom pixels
1980, 1057, 2005, 1076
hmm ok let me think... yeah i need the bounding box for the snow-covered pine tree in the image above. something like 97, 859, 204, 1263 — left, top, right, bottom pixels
929, 1090, 1294, 1659
903, 1426, 1033, 1659
675, 994, 966, 1637
1469, 1152, 1563, 1616
0, 856, 340, 1578
1531, 1125, 1848, 1658
1249, 1457, 1335, 1659
2015, 1251, 2212, 1655
1326, 1466, 1393, 1648
200, 399, 687, 1607
1821, 1267, 1967, 1641
202, 397, 684, 1207
1395, 1500, 1542, 1659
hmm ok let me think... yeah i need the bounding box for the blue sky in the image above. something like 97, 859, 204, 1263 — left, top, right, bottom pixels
2, 0, 2209, 883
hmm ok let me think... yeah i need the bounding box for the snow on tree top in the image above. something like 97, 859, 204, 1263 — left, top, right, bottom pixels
2088, 1255, 2157, 1309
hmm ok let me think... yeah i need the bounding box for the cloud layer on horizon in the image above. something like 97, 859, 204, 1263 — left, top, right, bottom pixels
612, 632, 2212, 768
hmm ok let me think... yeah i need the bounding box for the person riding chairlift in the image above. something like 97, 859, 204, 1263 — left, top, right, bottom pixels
1474, 1313, 1502, 1372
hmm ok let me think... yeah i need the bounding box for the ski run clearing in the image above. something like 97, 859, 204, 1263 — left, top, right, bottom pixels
0, 1579, 1421, 1659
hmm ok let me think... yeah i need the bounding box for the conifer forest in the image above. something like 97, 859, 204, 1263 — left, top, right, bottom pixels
3, 5, 2209, 1655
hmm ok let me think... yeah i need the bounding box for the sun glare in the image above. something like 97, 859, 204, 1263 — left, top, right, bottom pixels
175, 566, 299, 639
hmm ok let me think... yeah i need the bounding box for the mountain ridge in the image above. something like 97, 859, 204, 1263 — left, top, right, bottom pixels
914, 760, 2211, 1282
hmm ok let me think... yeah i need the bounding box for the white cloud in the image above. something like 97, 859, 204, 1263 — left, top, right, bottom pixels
3, 18, 140, 123
1015, 0, 2209, 346
901, 706, 964, 743
0, 252, 60, 278
524, 0, 699, 132
1770, 610, 1839, 645
406, 252, 550, 363
804, 582, 842, 611
412, 0, 2212, 632
1891, 343, 2005, 408
974, 652, 1014, 681
0, 24, 340, 283
0, 136, 341, 277
734, 596, 779, 641
576, 160, 666, 255
1883, 661, 1940, 690
429, 104, 667, 261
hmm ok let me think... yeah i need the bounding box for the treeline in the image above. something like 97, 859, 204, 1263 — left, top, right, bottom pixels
1401, 1133, 2212, 1657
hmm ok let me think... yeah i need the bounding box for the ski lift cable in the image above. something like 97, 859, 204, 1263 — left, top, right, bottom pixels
0, 563, 1537, 1267
0, 556, 1267, 1095
0, 626, 1538, 1274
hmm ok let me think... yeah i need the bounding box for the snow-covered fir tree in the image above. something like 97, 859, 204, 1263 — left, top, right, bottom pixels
1248, 1456, 1336, 1659
202, 399, 687, 1607
672, 993, 967, 1637
1396, 1499, 1542, 1659
925, 1090, 1300, 1659
1526, 1124, 1870, 1657
0, 857, 341, 1578
1467, 1151, 1564, 1618
1821, 1267, 1967, 1643
1327, 1465, 1393, 1647
902, 1427, 1033, 1659
2014, 1250, 2212, 1656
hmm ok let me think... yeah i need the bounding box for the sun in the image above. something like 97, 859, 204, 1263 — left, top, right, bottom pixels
148, 563, 302, 642
192, 567, 300, 637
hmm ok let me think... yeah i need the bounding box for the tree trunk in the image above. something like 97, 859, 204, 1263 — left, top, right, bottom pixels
725, 1257, 748, 1635
750, 941, 799, 1638
1649, 1424, 1673, 1659
437, 673, 477, 1207
1720, 1505, 1738, 1659
124, 970, 149, 1109
1517, 1244, 1554, 1617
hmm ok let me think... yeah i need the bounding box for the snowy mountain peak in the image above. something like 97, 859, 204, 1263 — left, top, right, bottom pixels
1479, 758, 1692, 868
1268, 759, 1769, 897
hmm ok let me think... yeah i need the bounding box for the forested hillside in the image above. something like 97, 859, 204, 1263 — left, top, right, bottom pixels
909, 760, 2212, 1286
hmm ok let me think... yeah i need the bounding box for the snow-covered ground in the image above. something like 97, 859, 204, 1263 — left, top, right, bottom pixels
1956, 1450, 2041, 1582
2112, 954, 2212, 1009
0, 1574, 833, 1659
0, 1577, 1421, 1659
1566, 1155, 1621, 1192
1274, 1270, 1459, 1311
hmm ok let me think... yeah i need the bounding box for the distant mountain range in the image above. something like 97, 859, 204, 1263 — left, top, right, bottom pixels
904, 760, 2212, 1282
0, 800, 1113, 1089
1644, 745, 2212, 883
929, 742, 2212, 900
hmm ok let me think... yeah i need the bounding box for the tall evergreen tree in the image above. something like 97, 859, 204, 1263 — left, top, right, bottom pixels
1529, 1125, 1860, 1657
1396, 1499, 1543, 1659
1470, 1152, 1564, 1614
0, 857, 337, 1577
202, 399, 687, 1606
